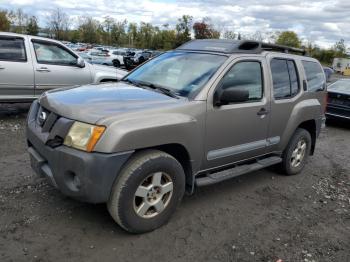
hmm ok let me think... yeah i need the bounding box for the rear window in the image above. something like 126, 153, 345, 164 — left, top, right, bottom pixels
302, 61, 325, 91
0, 37, 27, 62
271, 58, 300, 99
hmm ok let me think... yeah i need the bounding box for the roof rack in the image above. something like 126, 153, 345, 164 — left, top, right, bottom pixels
176, 39, 307, 56
260, 42, 306, 56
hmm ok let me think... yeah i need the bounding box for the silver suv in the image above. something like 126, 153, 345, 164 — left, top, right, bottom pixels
27, 39, 327, 233
0, 32, 127, 102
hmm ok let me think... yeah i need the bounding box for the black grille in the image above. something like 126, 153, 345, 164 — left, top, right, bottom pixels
36, 106, 49, 126
36, 106, 59, 132
329, 97, 350, 107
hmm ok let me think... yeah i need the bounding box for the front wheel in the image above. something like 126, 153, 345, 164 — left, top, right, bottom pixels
107, 150, 185, 233
280, 128, 312, 175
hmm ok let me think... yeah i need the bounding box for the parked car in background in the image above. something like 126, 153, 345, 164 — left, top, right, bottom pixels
0, 32, 127, 102
326, 79, 350, 120
77, 52, 92, 63
109, 49, 127, 67
27, 39, 326, 233
124, 50, 153, 70
92, 57, 114, 66
76, 45, 88, 52
323, 67, 334, 82
87, 49, 107, 57
332, 58, 350, 74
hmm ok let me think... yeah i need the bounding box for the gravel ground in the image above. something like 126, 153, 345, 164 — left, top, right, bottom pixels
0, 93, 349, 262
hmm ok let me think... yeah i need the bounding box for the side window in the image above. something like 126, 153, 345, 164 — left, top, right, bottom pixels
0, 37, 27, 62
271, 58, 300, 99
220, 61, 263, 101
302, 61, 325, 91
287, 60, 299, 96
33, 41, 77, 66
271, 59, 290, 98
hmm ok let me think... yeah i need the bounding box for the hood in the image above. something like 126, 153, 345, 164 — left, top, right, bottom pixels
328, 80, 350, 96
38, 82, 186, 124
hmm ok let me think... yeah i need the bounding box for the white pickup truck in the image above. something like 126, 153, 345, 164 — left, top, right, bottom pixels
0, 32, 128, 102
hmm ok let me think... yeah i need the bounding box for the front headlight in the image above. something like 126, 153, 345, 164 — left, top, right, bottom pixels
64, 122, 105, 152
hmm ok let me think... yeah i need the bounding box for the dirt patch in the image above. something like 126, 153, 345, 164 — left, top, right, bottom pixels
0, 104, 349, 262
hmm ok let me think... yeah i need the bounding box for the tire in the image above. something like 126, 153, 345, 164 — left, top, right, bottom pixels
107, 150, 186, 233
113, 59, 120, 68
138, 57, 145, 64
280, 128, 312, 175
125, 59, 133, 70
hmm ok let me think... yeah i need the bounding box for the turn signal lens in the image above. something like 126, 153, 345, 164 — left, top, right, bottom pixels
86, 126, 105, 152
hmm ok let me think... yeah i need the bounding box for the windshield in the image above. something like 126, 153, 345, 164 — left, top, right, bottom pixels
328, 80, 350, 94
124, 51, 227, 97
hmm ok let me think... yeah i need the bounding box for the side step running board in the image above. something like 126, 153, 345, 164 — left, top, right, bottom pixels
195, 156, 282, 187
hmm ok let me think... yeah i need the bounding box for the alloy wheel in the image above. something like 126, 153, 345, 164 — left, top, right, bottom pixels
133, 172, 173, 218
290, 139, 307, 168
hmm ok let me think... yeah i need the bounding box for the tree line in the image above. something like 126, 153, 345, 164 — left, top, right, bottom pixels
0, 8, 348, 65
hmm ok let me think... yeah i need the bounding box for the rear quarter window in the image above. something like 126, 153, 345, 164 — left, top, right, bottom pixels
0, 37, 27, 62
302, 61, 325, 92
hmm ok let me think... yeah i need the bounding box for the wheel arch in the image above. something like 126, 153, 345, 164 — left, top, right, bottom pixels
279, 98, 322, 156
133, 143, 194, 194
297, 119, 317, 155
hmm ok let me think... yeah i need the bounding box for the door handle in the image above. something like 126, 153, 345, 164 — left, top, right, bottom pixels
36, 67, 50, 72
0, 65, 5, 70
257, 108, 269, 116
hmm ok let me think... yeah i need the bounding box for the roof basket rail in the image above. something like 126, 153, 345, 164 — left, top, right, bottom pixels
259, 42, 307, 56
176, 39, 307, 55
237, 41, 307, 55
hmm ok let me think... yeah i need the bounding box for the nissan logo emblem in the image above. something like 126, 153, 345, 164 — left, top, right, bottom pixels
39, 111, 47, 125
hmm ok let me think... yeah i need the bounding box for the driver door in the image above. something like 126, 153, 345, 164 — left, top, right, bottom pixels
29, 38, 92, 96
204, 57, 272, 169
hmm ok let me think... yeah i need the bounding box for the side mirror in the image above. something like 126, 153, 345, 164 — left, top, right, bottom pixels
216, 87, 249, 106
76, 57, 85, 68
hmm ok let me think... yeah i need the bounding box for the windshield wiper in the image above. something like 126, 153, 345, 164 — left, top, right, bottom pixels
122, 78, 140, 87
136, 81, 180, 99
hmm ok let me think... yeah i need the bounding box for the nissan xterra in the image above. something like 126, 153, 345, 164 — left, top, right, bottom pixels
27, 39, 327, 233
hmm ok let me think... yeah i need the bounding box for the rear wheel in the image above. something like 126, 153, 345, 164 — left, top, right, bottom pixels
138, 56, 145, 64
113, 59, 120, 67
280, 128, 312, 175
107, 150, 185, 233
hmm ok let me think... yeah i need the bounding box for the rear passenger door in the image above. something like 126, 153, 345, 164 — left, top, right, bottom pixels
301, 60, 327, 109
266, 55, 302, 152
0, 35, 34, 100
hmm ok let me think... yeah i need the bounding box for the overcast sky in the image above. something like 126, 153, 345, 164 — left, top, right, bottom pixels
1, 0, 349, 48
